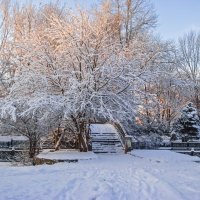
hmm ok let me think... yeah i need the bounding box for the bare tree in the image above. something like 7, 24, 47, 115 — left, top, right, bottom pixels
177, 31, 200, 113
104, 0, 157, 46
0, 0, 16, 97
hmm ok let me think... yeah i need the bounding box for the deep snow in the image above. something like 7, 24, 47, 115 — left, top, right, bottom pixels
0, 150, 200, 200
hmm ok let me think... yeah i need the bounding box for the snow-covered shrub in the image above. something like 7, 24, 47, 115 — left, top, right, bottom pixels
133, 133, 164, 149
11, 147, 34, 166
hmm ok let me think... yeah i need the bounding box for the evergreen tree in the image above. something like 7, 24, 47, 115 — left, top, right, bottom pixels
174, 103, 200, 140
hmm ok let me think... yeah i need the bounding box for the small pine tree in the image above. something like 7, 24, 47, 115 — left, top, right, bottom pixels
174, 103, 200, 140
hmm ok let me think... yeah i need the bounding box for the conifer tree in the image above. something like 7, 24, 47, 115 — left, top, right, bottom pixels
174, 103, 200, 140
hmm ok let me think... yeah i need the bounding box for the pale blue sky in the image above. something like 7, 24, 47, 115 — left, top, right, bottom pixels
152, 0, 200, 41
31, 0, 200, 41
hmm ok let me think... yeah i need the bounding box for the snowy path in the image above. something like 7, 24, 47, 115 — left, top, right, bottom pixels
0, 150, 200, 200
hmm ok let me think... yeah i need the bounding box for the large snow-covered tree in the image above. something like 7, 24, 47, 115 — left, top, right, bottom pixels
0, 4, 143, 152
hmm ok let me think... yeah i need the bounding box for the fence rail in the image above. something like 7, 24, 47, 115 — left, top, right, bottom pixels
171, 142, 200, 150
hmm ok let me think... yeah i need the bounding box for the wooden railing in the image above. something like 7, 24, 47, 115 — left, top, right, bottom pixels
112, 121, 127, 149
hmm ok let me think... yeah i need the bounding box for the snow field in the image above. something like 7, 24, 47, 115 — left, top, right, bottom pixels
0, 150, 200, 200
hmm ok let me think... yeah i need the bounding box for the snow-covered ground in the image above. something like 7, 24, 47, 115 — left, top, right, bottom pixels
37, 149, 97, 160
0, 150, 200, 200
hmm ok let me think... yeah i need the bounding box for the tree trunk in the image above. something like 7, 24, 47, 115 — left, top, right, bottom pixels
195, 87, 200, 116
78, 133, 88, 152
29, 138, 38, 158
78, 121, 88, 152
55, 131, 64, 151
71, 115, 89, 152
